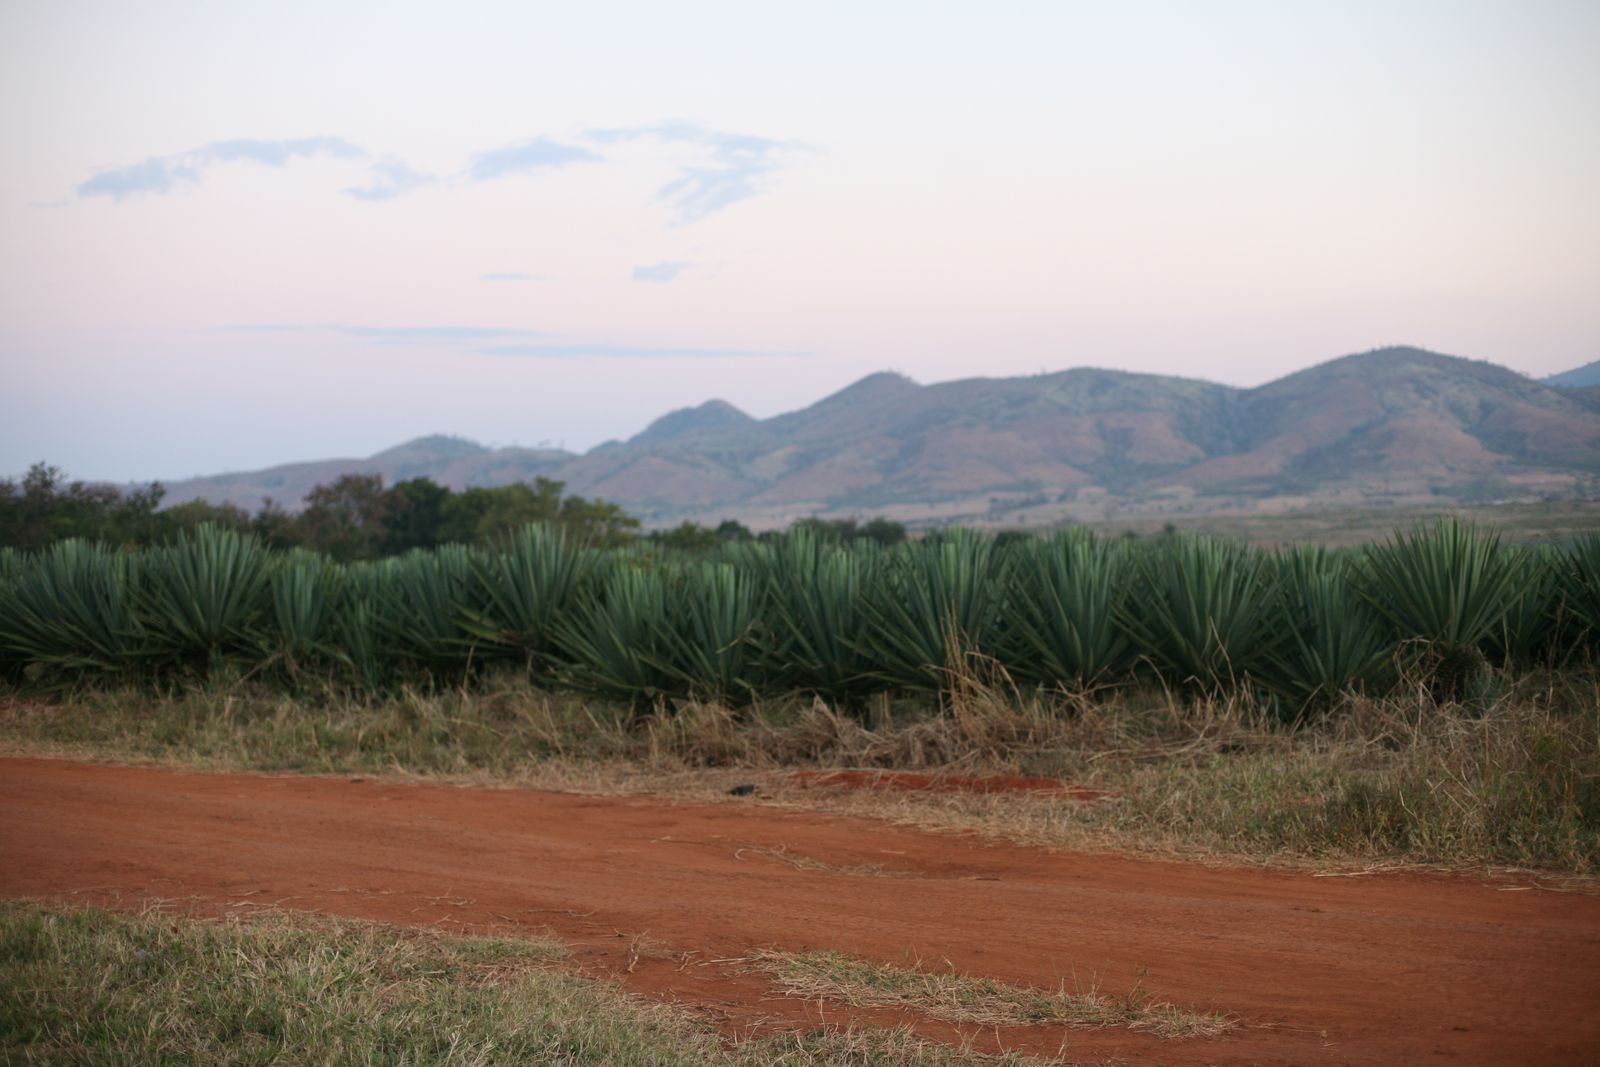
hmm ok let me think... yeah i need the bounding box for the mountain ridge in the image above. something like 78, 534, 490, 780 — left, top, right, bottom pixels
156, 346, 1600, 528
1546, 360, 1600, 389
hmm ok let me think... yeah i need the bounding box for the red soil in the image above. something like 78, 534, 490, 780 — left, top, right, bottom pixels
791, 768, 1115, 798
3, 756, 1598, 1066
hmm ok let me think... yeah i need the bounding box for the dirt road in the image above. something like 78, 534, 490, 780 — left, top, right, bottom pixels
3, 756, 1597, 1065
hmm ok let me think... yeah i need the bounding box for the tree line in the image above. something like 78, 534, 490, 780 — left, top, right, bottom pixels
0, 463, 906, 559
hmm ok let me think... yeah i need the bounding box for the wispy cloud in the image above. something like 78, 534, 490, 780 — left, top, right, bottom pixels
78, 137, 365, 200
226, 323, 544, 345
77, 123, 801, 220
480, 342, 795, 359
344, 158, 433, 201
468, 137, 602, 181
584, 121, 803, 224
631, 261, 691, 283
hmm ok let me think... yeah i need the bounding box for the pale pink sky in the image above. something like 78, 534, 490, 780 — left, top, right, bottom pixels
2, 1, 1597, 481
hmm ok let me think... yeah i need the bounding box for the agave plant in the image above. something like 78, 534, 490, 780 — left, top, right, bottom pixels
1000, 529, 1134, 690
1358, 519, 1527, 696
1485, 544, 1564, 669
136, 523, 273, 673
460, 524, 596, 672
1260, 547, 1395, 712
0, 548, 22, 683
264, 550, 347, 680
556, 564, 680, 707
0, 539, 147, 679
329, 561, 389, 692
658, 561, 763, 703
1562, 534, 1600, 661
861, 528, 1009, 694
747, 530, 883, 706
368, 544, 484, 678
1119, 534, 1283, 692
1359, 520, 1527, 646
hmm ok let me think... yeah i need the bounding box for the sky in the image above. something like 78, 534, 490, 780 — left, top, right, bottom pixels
2, 0, 1598, 483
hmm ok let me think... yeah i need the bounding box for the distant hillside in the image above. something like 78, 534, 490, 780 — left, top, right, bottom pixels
158, 347, 1600, 527
163, 435, 574, 513
1559, 385, 1600, 414
1546, 360, 1600, 388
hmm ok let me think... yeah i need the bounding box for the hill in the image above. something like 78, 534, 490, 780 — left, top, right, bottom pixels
163, 435, 573, 514
1545, 360, 1600, 388
157, 347, 1600, 527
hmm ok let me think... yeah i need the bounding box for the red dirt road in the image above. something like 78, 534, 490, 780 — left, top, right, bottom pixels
3, 757, 1598, 1066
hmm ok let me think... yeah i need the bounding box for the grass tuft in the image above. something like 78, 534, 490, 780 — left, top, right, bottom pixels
746, 949, 1234, 1039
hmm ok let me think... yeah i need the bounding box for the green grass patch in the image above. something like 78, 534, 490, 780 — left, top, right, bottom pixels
0, 902, 1067, 1066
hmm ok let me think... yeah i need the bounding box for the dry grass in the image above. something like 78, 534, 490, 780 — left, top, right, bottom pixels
0, 901, 1079, 1066
2, 666, 1597, 875
733, 844, 907, 879
742, 949, 1234, 1039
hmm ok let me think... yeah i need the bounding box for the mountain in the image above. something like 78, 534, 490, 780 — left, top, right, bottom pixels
626, 400, 755, 449
1546, 360, 1600, 388
157, 347, 1600, 527
1559, 385, 1600, 414
163, 435, 573, 513
1211, 349, 1600, 487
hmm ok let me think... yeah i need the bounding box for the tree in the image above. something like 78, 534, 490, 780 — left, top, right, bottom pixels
0, 463, 166, 549
111, 482, 170, 545
715, 519, 755, 542
652, 521, 721, 553
251, 498, 299, 551
439, 480, 562, 545
381, 477, 451, 554
293, 474, 390, 561
788, 516, 905, 547
163, 498, 252, 536
440, 478, 639, 547
859, 518, 907, 547
556, 492, 640, 547
0, 465, 642, 557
